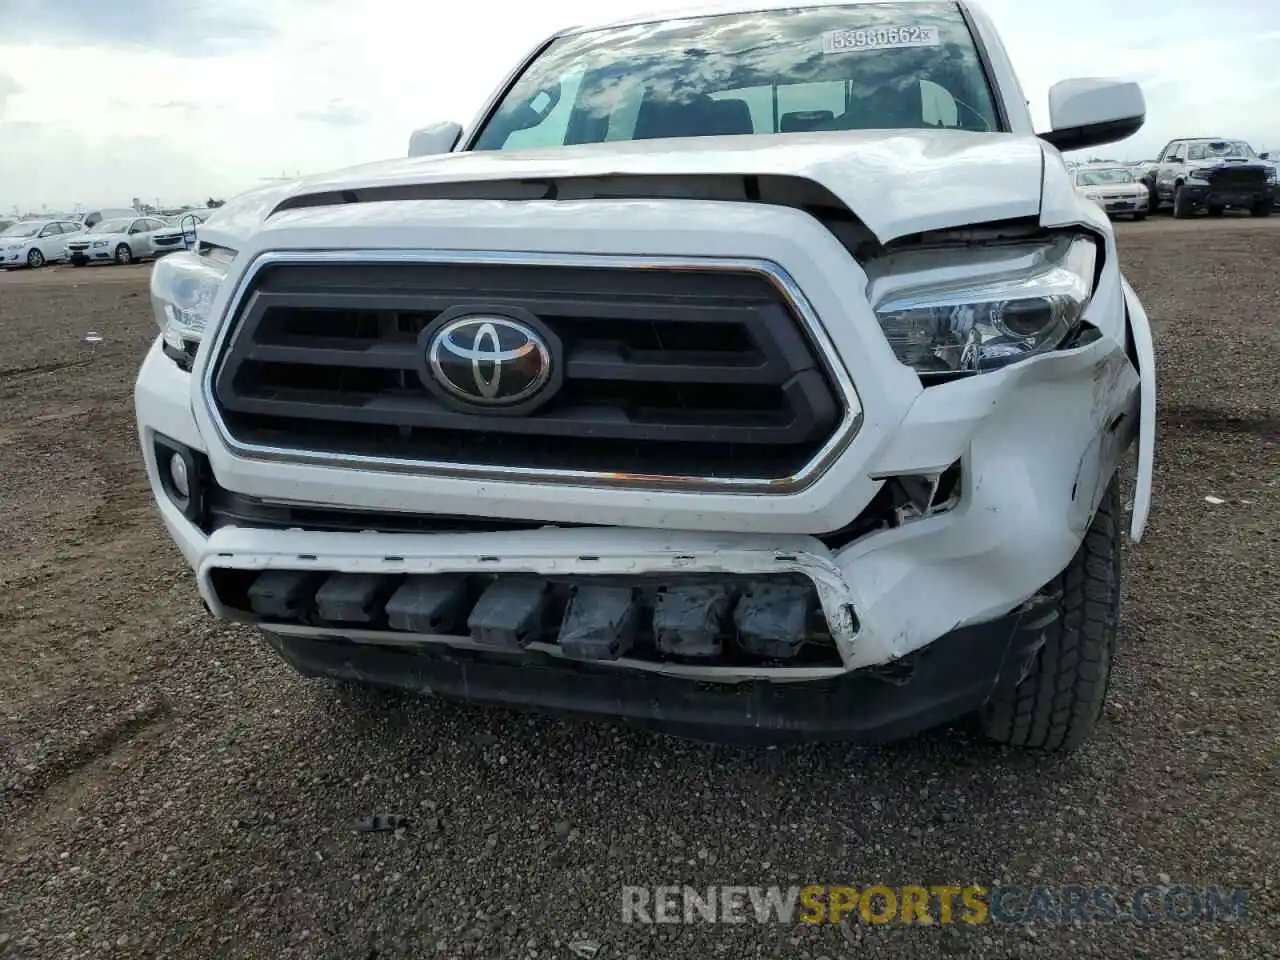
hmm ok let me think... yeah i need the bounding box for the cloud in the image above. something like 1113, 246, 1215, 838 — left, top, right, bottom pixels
298, 100, 373, 128
0, 0, 1277, 209
0, 0, 278, 55
0, 71, 20, 115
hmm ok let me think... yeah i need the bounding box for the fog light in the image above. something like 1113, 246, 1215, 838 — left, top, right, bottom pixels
152, 433, 207, 526
169, 452, 190, 498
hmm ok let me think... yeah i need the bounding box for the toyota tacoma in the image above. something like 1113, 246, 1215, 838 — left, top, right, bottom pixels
136, 0, 1157, 751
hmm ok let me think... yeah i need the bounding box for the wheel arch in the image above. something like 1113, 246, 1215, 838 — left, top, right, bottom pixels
1120, 276, 1156, 543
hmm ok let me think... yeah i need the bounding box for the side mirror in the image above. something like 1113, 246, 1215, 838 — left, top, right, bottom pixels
1038, 78, 1145, 153
408, 121, 462, 158
1261, 152, 1271, 160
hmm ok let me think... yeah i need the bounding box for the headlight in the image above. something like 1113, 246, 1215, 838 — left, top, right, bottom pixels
1188, 168, 1212, 181
869, 235, 1097, 377
150, 249, 232, 352
1266, 167, 1277, 184
91, 240, 107, 248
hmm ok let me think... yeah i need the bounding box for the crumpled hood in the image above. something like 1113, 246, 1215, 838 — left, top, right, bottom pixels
204, 130, 1049, 247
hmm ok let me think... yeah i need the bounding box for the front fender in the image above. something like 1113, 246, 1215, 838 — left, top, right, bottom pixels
1121, 274, 1156, 542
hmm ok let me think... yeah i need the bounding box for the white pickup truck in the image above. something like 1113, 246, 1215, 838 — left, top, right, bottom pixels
136, 0, 1156, 752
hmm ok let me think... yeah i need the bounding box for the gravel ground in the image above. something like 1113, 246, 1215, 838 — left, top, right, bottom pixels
1, 220, 1277, 959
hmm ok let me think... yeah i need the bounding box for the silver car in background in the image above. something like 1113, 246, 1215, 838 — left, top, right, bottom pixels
65, 215, 172, 266
1073, 165, 1150, 220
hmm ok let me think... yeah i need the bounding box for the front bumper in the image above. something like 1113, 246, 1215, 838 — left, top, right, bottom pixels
67, 247, 113, 264
1179, 181, 1271, 208
136, 198, 1142, 685
1090, 194, 1148, 215
151, 234, 187, 254
262, 592, 1056, 743
137, 327, 1138, 674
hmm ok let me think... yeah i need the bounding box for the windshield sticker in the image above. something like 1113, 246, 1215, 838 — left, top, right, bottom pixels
822, 26, 941, 53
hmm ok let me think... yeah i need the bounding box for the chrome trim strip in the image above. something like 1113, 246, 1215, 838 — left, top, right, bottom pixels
200, 249, 864, 494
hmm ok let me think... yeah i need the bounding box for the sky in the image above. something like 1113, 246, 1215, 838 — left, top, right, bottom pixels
1, 0, 1277, 212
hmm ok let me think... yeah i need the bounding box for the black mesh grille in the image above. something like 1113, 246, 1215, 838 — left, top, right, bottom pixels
210, 261, 844, 481
1204, 165, 1268, 188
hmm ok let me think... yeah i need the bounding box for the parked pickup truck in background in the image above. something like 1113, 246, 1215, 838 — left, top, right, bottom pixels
136, 0, 1157, 753
1142, 138, 1275, 217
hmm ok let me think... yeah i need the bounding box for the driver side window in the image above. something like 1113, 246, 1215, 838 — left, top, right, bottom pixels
1186, 144, 1206, 161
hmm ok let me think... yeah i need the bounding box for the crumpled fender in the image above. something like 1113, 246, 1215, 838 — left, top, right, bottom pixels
1121, 274, 1156, 542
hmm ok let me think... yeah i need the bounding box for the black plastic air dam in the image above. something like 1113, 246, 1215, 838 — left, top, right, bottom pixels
260, 595, 1057, 745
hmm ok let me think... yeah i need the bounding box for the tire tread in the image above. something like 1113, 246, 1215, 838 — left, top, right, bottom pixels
981, 482, 1121, 752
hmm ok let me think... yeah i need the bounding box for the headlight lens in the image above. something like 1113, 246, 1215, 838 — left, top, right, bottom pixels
150, 249, 231, 352
1188, 168, 1211, 181
870, 235, 1097, 377
92, 240, 107, 248
1266, 167, 1277, 184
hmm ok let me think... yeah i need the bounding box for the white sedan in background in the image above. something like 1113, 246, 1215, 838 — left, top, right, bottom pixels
64, 215, 173, 266
1, 218, 87, 269
149, 208, 213, 256
1072, 165, 1150, 220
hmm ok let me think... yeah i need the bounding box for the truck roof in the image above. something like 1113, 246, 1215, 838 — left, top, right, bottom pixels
565, 0, 962, 36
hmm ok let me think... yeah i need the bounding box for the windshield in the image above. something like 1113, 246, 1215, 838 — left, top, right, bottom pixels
1188, 140, 1255, 160
1, 222, 42, 238
91, 218, 133, 233
472, 1, 1001, 152
1076, 168, 1135, 185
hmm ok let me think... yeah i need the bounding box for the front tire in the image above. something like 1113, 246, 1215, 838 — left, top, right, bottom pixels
980, 480, 1120, 752
1172, 184, 1194, 218
114, 243, 134, 265
26, 248, 45, 268
1251, 202, 1272, 217
1132, 211, 1147, 221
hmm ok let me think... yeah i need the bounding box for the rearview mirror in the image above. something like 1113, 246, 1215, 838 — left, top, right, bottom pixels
408, 121, 463, 158
1038, 78, 1145, 153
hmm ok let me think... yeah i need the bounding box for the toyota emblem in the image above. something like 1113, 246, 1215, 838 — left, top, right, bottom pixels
423, 312, 555, 410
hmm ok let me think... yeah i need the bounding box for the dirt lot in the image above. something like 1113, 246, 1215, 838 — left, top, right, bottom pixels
1, 221, 1277, 959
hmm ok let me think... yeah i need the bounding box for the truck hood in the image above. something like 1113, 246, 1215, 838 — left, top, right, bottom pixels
1188, 157, 1270, 170
204, 130, 1049, 247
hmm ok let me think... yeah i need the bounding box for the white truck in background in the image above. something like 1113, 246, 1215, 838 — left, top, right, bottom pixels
136, 0, 1156, 752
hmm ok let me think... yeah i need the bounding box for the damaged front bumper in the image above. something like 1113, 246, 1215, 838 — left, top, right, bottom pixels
137, 320, 1137, 669
263, 595, 1056, 743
